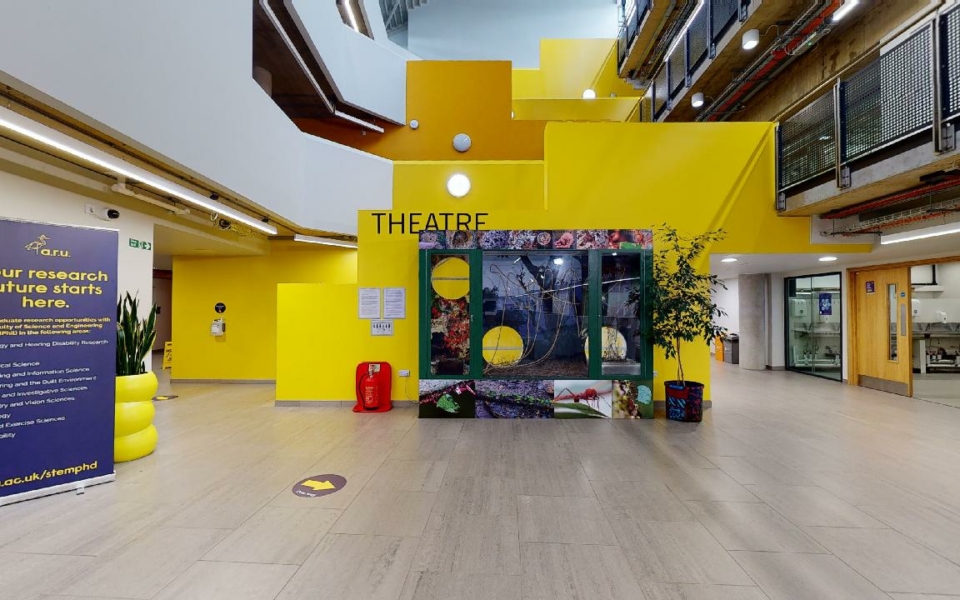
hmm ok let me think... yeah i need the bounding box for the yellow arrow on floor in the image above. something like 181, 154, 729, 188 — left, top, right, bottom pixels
301, 479, 336, 491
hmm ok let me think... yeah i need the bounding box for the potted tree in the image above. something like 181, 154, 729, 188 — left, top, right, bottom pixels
115, 293, 159, 462
630, 225, 726, 422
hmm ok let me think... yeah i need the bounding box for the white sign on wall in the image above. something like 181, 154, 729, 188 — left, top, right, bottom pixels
383, 287, 406, 319
359, 287, 381, 319
371, 319, 394, 336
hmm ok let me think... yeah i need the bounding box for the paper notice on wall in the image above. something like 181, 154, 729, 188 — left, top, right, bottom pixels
383, 287, 406, 319
359, 288, 381, 319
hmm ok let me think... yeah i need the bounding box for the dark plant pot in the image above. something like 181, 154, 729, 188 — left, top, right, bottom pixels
664, 380, 704, 422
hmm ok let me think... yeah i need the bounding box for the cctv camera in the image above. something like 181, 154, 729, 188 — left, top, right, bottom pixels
218, 218, 232, 230
93, 207, 120, 221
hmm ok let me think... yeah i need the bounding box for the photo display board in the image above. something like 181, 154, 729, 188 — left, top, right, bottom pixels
418, 229, 655, 419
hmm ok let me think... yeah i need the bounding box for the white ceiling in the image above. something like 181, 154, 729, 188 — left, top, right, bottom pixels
152, 224, 265, 270
712, 230, 960, 280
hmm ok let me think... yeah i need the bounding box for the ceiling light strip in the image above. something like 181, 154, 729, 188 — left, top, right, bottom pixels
292, 234, 358, 248
880, 222, 960, 245
0, 106, 277, 234
664, 0, 706, 62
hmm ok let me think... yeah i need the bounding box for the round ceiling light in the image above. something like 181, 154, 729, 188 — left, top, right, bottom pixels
447, 173, 471, 198
582, 88, 597, 99
692, 92, 705, 108
742, 29, 760, 50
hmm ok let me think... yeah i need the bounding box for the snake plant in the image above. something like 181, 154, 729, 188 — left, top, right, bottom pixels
116, 292, 157, 376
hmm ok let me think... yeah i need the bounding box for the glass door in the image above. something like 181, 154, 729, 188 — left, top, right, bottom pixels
785, 273, 842, 381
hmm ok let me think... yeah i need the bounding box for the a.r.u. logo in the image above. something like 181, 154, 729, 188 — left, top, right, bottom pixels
24, 235, 71, 257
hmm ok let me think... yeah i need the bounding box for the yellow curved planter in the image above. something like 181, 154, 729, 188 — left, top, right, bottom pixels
115, 372, 158, 462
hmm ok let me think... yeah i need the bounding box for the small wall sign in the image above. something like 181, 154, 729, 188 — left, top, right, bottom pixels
819, 293, 832, 316
215, 302, 226, 313
128, 238, 152, 251
371, 319, 394, 336
865, 281, 875, 294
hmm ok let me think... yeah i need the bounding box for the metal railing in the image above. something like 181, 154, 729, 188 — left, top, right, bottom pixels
617, 0, 651, 68
711, 0, 740, 44
777, 12, 959, 199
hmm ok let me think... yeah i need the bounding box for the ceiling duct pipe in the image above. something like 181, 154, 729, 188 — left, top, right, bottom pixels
699, 0, 842, 122
823, 176, 960, 220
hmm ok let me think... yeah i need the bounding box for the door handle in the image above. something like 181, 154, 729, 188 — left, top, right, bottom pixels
901, 303, 907, 336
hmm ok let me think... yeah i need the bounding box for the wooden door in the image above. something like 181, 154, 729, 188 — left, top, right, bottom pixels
852, 267, 912, 396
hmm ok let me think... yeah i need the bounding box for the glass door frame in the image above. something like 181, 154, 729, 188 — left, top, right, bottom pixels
783, 271, 844, 382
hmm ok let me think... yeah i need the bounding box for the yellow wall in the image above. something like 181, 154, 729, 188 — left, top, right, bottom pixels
344, 122, 871, 403
172, 247, 357, 381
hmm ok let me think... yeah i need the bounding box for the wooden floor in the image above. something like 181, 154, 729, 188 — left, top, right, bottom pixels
4, 363, 960, 599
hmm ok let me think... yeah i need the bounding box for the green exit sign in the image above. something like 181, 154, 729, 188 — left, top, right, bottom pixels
129, 238, 152, 251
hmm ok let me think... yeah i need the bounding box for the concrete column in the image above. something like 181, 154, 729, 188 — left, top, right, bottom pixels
738, 273, 767, 371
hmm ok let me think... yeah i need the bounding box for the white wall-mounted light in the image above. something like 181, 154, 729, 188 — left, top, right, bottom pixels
452, 133, 472, 153
293, 234, 357, 248
832, 0, 860, 22
741, 29, 760, 50
664, 0, 706, 61
721, 257, 738, 263
582, 89, 597, 99
0, 106, 277, 234
447, 173, 471, 198
819, 256, 838, 262
881, 222, 960, 245
692, 93, 705, 108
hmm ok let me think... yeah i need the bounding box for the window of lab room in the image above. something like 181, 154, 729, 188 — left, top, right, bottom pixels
912, 262, 960, 406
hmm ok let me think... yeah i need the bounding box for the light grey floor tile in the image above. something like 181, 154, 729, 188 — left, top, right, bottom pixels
432, 476, 518, 517
514, 459, 594, 497
889, 595, 960, 600
366, 459, 448, 492
203, 506, 341, 565
686, 501, 826, 552
744, 485, 886, 528
806, 526, 960, 595
153, 561, 297, 600
860, 498, 960, 565
518, 495, 618, 545
389, 437, 458, 460
276, 534, 418, 600
2, 500, 169, 557
639, 582, 771, 600
446, 448, 519, 478
709, 456, 816, 486
732, 551, 890, 600
591, 480, 696, 522
579, 454, 650, 481
61, 528, 227, 599
655, 466, 760, 503
399, 572, 521, 600
330, 489, 436, 537
0, 552, 95, 600
521, 543, 645, 600
411, 514, 521, 575
613, 519, 753, 585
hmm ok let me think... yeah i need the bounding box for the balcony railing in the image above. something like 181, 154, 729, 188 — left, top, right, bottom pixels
617, 0, 652, 68
635, 0, 749, 119
777, 9, 959, 201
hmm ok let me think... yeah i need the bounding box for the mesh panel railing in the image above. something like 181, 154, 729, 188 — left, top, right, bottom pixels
669, 45, 686, 97
653, 67, 669, 118
943, 6, 960, 121
617, 0, 652, 69
712, 0, 739, 44
779, 92, 836, 190
842, 28, 933, 163
687, 5, 710, 75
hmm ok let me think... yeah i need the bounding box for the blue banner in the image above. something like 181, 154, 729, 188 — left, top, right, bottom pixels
0, 218, 117, 502
819, 293, 833, 316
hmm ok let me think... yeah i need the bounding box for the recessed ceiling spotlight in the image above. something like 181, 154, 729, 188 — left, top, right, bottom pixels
446, 173, 471, 198
721, 257, 738, 263
742, 29, 760, 50
819, 256, 838, 262
582, 89, 597, 99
